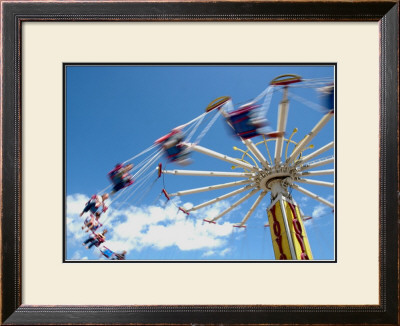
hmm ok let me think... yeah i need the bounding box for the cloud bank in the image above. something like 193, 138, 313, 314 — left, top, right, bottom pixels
66, 193, 237, 259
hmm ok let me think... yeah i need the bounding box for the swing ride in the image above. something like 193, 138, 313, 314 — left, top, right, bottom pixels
76, 72, 335, 261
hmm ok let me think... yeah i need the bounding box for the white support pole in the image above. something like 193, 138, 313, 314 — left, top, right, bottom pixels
299, 141, 334, 164
236, 191, 268, 227
188, 185, 253, 212
274, 87, 289, 165
242, 139, 271, 169
291, 183, 334, 208
300, 169, 334, 177
301, 157, 334, 171
209, 188, 260, 222
169, 179, 252, 197
279, 196, 297, 259
296, 178, 334, 188
287, 110, 334, 165
189, 143, 259, 172
162, 169, 255, 178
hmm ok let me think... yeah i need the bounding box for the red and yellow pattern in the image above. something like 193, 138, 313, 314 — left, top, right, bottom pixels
267, 200, 293, 260
284, 200, 313, 260
267, 197, 313, 260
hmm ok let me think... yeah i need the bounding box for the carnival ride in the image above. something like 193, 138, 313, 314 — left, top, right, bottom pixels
77, 73, 335, 261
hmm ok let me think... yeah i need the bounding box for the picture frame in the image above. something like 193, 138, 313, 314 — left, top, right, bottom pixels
1, 1, 398, 325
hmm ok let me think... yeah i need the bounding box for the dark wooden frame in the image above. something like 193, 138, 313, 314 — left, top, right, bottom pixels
1, 1, 398, 325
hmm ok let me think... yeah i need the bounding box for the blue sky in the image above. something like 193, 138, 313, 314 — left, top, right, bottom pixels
65, 64, 335, 261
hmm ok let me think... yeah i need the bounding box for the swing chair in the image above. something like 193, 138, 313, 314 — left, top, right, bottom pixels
100, 246, 114, 258
82, 213, 102, 233
108, 163, 135, 194
225, 103, 267, 139
154, 128, 192, 166
80, 194, 109, 217
100, 246, 127, 260
318, 83, 334, 112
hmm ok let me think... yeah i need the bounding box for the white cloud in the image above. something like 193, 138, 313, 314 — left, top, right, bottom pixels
202, 250, 216, 257
312, 204, 329, 219
298, 196, 310, 207
192, 200, 231, 219
70, 251, 82, 260
67, 193, 88, 215
66, 193, 91, 242
220, 248, 232, 256
67, 193, 236, 257
68, 247, 90, 261
253, 201, 269, 219
202, 247, 231, 258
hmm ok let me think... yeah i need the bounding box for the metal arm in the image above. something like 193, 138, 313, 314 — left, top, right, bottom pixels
169, 179, 252, 197
188, 185, 254, 212
295, 178, 334, 188
291, 183, 334, 208
236, 191, 268, 227
287, 110, 333, 165
207, 188, 260, 222
298, 141, 334, 164
300, 169, 334, 177
274, 87, 289, 164
301, 156, 334, 171
162, 169, 254, 178
242, 139, 271, 169
189, 143, 259, 172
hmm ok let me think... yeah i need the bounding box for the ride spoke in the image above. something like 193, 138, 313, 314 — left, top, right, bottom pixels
291, 183, 334, 208
189, 143, 259, 172
301, 156, 334, 170
188, 185, 254, 212
236, 190, 268, 227
262, 136, 273, 164
169, 179, 252, 197
207, 188, 260, 222
287, 110, 334, 165
299, 141, 334, 164
300, 169, 334, 177
274, 87, 290, 164
161, 168, 255, 178
296, 178, 334, 187
242, 138, 271, 169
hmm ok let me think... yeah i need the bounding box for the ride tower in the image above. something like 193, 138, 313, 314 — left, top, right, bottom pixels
160, 74, 334, 260
265, 75, 314, 260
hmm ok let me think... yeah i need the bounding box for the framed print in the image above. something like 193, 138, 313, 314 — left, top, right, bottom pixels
1, 1, 398, 325
64, 63, 336, 263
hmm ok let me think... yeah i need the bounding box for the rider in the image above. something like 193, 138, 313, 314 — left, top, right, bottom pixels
82, 212, 102, 233
161, 130, 192, 166
80, 193, 109, 217
318, 83, 334, 112
99, 247, 127, 260
109, 163, 135, 194
82, 229, 108, 249
111, 250, 127, 260
227, 103, 283, 139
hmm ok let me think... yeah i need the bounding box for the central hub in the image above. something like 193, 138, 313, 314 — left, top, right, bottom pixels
258, 172, 291, 191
